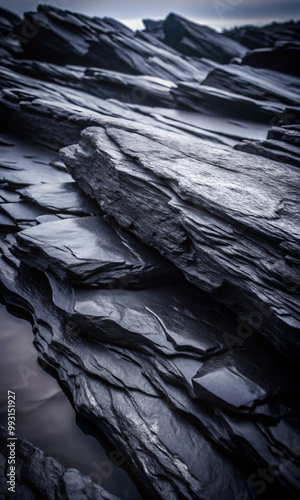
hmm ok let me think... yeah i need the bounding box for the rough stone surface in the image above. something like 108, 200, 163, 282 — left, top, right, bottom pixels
236, 124, 300, 167
61, 121, 300, 364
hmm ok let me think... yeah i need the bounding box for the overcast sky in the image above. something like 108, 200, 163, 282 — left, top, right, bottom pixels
1, 0, 299, 31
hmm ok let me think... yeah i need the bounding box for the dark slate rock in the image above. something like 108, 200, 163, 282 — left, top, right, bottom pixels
2, 58, 176, 107
17, 182, 101, 215
0, 188, 21, 202
0, 133, 299, 500
224, 20, 300, 50
0, 7, 21, 34
142, 19, 165, 41
13, 5, 211, 82
161, 13, 246, 63
172, 81, 288, 122
0, 64, 250, 150
0, 7, 22, 58
241, 42, 300, 77
61, 120, 300, 364
0, 211, 17, 232
0, 201, 49, 223
14, 216, 181, 288
0, 250, 257, 500
0, 426, 120, 500
0, 226, 298, 499
192, 344, 300, 411
201, 64, 300, 106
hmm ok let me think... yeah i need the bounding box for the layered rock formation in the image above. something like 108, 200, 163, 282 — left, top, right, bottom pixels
0, 5, 300, 500
236, 124, 300, 167
224, 20, 300, 49
149, 13, 246, 63
60, 119, 300, 364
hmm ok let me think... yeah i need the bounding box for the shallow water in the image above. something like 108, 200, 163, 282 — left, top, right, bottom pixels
0, 303, 142, 499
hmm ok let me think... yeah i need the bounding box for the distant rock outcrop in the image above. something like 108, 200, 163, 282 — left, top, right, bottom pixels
142, 12, 246, 63
224, 20, 300, 49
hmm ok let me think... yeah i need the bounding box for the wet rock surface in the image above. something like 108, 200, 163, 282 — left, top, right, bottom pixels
61, 120, 300, 364
0, 5, 300, 500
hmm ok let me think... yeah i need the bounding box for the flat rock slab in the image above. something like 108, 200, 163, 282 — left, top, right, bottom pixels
14, 216, 181, 287
201, 64, 300, 106
18, 182, 101, 215
61, 119, 300, 363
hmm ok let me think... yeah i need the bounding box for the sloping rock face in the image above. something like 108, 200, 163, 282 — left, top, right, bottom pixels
1, 5, 300, 500
144, 12, 246, 63
61, 120, 300, 365
0, 427, 120, 500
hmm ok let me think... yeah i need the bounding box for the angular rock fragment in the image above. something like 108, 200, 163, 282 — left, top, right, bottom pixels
0, 7, 22, 58
172, 81, 287, 122
17, 182, 101, 215
201, 64, 300, 106
14, 216, 181, 288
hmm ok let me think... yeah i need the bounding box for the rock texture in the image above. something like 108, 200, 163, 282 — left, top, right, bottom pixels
236, 124, 300, 167
1, 131, 300, 499
0, 5, 300, 500
0, 427, 120, 500
61, 120, 300, 364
